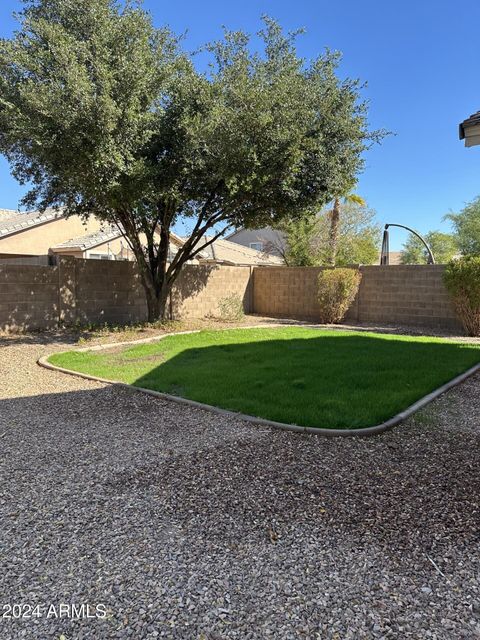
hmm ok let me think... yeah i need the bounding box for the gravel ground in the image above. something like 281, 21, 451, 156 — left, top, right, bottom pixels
1, 328, 480, 640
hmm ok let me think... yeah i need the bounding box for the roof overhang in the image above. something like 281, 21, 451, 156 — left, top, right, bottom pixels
459, 112, 480, 147
52, 246, 84, 253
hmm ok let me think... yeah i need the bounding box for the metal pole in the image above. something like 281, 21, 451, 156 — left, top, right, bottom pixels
380, 228, 390, 265
383, 223, 435, 264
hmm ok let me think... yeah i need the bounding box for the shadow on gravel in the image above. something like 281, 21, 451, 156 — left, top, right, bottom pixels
0, 330, 80, 348
1, 383, 480, 550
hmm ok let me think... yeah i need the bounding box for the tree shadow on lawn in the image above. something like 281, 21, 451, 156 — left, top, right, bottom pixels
132, 333, 480, 430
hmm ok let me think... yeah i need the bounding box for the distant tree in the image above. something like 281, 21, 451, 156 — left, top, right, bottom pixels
319, 201, 381, 265
275, 217, 321, 266
275, 201, 381, 266
0, 1, 384, 320
445, 196, 480, 256
401, 230, 458, 264
327, 192, 366, 265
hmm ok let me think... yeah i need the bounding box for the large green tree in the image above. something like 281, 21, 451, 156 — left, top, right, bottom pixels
0, 0, 383, 320
274, 200, 381, 266
400, 230, 458, 264
445, 196, 480, 256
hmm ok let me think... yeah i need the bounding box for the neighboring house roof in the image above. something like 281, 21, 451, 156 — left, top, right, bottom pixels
1, 207, 281, 266
0, 208, 64, 238
0, 209, 20, 221
459, 110, 480, 147
54, 227, 182, 262
459, 111, 480, 138
53, 226, 122, 252
384, 251, 402, 265
53, 226, 187, 256
389, 251, 402, 265
193, 236, 282, 265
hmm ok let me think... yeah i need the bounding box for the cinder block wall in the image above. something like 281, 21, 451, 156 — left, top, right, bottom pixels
75, 259, 147, 325
253, 266, 324, 319
0, 258, 254, 330
350, 265, 460, 329
0, 259, 462, 332
0, 263, 60, 330
172, 264, 253, 319
253, 265, 462, 330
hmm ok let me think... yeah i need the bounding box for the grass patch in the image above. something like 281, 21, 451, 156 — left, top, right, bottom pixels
48, 327, 480, 429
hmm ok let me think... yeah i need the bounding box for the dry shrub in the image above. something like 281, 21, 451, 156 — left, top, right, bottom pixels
317, 268, 361, 324
443, 257, 480, 336
217, 293, 245, 322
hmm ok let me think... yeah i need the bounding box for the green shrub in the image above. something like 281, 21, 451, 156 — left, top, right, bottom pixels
217, 293, 245, 322
443, 257, 480, 336
317, 268, 361, 324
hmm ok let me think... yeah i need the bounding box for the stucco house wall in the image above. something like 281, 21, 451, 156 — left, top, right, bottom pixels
84, 236, 130, 259
226, 227, 286, 257
0, 214, 103, 255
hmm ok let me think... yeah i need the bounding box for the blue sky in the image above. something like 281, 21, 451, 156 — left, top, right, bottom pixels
1, 0, 479, 249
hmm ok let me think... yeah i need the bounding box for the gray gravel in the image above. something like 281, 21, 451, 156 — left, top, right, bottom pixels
1, 331, 480, 639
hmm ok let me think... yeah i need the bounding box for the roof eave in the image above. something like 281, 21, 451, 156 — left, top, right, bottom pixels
52, 245, 84, 253
0, 214, 62, 239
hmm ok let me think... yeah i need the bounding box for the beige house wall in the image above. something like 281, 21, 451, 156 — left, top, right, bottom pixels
227, 227, 285, 257
85, 237, 129, 259
0, 215, 104, 255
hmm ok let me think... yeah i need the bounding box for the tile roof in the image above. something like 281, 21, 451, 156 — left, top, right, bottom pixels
0, 208, 64, 238
53, 226, 121, 251
459, 111, 480, 139
54, 227, 179, 261
191, 236, 283, 265
19, 214, 282, 265
0, 208, 21, 221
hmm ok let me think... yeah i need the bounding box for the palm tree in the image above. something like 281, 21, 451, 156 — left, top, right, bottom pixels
328, 192, 366, 266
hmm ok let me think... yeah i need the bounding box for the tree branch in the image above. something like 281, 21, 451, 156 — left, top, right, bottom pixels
167, 221, 231, 282
189, 224, 232, 259
167, 206, 226, 274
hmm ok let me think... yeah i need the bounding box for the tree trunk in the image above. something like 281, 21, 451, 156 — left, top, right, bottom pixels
121, 198, 226, 323
128, 215, 173, 324
328, 197, 341, 266
143, 279, 171, 323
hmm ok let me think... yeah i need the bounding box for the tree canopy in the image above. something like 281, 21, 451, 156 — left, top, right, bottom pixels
275, 201, 381, 266
445, 196, 480, 257
400, 230, 458, 264
0, 0, 384, 319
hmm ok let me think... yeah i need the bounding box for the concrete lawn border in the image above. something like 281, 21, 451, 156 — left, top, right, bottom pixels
38, 326, 480, 437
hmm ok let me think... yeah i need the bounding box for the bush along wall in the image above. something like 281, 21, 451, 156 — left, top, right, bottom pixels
443, 257, 480, 337
317, 268, 362, 324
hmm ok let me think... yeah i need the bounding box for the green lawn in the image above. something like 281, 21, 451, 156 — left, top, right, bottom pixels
49, 328, 480, 429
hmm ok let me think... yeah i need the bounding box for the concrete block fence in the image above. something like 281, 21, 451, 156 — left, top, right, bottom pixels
0, 257, 253, 331
0, 258, 462, 332
252, 265, 462, 331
